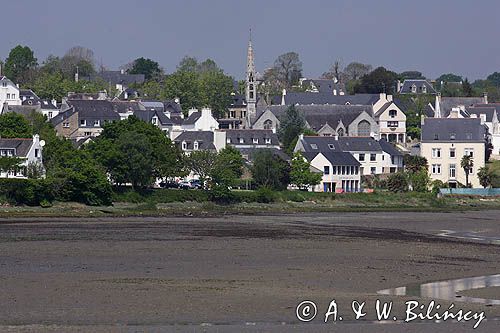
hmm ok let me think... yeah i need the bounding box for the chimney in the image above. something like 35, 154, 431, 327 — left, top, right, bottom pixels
98, 91, 107, 100
420, 114, 425, 126
386, 94, 393, 102
450, 107, 459, 118
483, 92, 488, 104
379, 92, 387, 101
434, 93, 442, 118
201, 107, 212, 117
51, 99, 57, 107
299, 133, 304, 141
334, 134, 339, 141
396, 80, 402, 93
188, 108, 198, 117
281, 88, 287, 105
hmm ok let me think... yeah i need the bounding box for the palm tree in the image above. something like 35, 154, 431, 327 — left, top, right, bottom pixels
460, 155, 474, 188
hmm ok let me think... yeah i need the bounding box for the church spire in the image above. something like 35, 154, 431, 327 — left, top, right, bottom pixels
245, 29, 257, 127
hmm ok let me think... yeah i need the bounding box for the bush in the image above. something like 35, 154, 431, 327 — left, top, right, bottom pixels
431, 180, 447, 196
387, 172, 409, 193
209, 185, 236, 204
255, 187, 276, 203
0, 178, 54, 206
409, 170, 430, 192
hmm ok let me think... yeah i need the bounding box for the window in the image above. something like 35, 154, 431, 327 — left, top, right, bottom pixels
431, 164, 442, 174
464, 148, 474, 158
324, 166, 330, 175
193, 141, 199, 150
151, 117, 158, 125
34, 149, 39, 158
337, 128, 344, 137
332, 166, 337, 174
1, 82, 6, 87
80, 119, 86, 126
328, 144, 335, 149
465, 133, 472, 140
449, 148, 456, 158
450, 133, 456, 140
239, 138, 244, 144
263, 120, 273, 130
84, 132, 92, 136
431, 148, 441, 158
357, 120, 371, 136
181, 141, 187, 150
226, 138, 231, 143
265, 138, 271, 144
341, 166, 346, 175
230, 111, 236, 118
449, 164, 456, 178
388, 110, 397, 118
310, 144, 318, 150
48, 112, 53, 119
63, 122, 70, 128
253, 138, 259, 144
387, 121, 399, 128
411, 84, 417, 93
94, 120, 100, 127
434, 134, 439, 140
370, 167, 376, 174
422, 86, 427, 94
12, 94, 15, 99
358, 153, 365, 161
6, 93, 10, 99
370, 154, 376, 162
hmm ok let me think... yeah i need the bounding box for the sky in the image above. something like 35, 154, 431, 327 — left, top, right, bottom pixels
2, 0, 500, 81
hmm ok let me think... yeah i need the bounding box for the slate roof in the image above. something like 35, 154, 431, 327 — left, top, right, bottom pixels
299, 136, 401, 156
141, 100, 165, 113
302, 151, 360, 166
183, 112, 202, 125
163, 100, 183, 114
421, 118, 487, 142
271, 93, 380, 106
2, 105, 39, 117
20, 89, 40, 105
0, 138, 33, 157
399, 79, 437, 94
466, 106, 497, 122
256, 104, 372, 132
301, 79, 346, 94
224, 129, 279, 145
133, 109, 173, 126
40, 100, 58, 110
53, 100, 120, 125
230, 94, 247, 107
111, 101, 145, 113
173, 131, 216, 150
429, 97, 485, 118
237, 148, 290, 162
88, 71, 145, 86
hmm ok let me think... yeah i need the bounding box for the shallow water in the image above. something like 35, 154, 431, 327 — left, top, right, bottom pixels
378, 274, 500, 305
437, 230, 500, 245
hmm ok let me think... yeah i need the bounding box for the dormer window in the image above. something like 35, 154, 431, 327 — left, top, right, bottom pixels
422, 86, 427, 93
253, 138, 258, 144
226, 138, 231, 144
94, 120, 100, 127
151, 116, 158, 125
310, 144, 318, 150
80, 119, 86, 126
450, 133, 456, 140
465, 133, 472, 140
265, 138, 271, 144
239, 138, 244, 144
181, 141, 187, 150
434, 134, 439, 140
389, 110, 397, 118
328, 144, 335, 150
411, 84, 417, 93
193, 141, 199, 150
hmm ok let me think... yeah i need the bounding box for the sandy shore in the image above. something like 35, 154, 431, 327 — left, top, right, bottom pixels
0, 211, 499, 332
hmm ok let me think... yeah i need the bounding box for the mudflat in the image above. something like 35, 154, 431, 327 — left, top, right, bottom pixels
0, 211, 499, 332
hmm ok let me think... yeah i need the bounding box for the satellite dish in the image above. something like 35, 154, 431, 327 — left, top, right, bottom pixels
39, 140, 46, 147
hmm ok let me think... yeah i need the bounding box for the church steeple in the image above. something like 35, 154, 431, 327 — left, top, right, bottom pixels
245, 29, 257, 126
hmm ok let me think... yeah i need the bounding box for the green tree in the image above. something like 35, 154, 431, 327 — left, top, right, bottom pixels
460, 155, 474, 188
128, 57, 162, 80
354, 67, 398, 94
164, 70, 201, 111
272, 52, 303, 88
387, 172, 409, 193
477, 166, 492, 188
186, 150, 218, 186
403, 155, 428, 174
486, 72, 500, 87
211, 146, 244, 187
462, 78, 473, 97
0, 157, 24, 178
88, 116, 183, 189
290, 152, 322, 190
251, 150, 290, 190
278, 105, 305, 154
4, 45, 37, 84
408, 169, 430, 192
0, 113, 33, 138
177, 56, 199, 72
198, 70, 233, 118
399, 71, 425, 80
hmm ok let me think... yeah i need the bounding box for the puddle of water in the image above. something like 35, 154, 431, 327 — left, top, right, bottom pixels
438, 230, 500, 245
378, 274, 500, 305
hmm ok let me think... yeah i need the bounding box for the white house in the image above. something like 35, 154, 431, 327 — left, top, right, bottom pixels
0, 135, 44, 179
0, 76, 21, 107
294, 135, 403, 175
301, 151, 361, 193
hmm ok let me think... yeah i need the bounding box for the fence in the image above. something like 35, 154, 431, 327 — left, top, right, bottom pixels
439, 188, 500, 196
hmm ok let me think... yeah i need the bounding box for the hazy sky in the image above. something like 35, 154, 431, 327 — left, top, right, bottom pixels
2, 0, 500, 81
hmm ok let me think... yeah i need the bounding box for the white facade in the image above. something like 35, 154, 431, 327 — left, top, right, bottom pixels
308, 153, 361, 193
353, 151, 402, 175
0, 135, 44, 179
0, 77, 21, 106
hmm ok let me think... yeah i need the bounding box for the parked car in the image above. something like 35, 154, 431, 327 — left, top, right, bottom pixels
179, 179, 203, 190
159, 180, 178, 189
